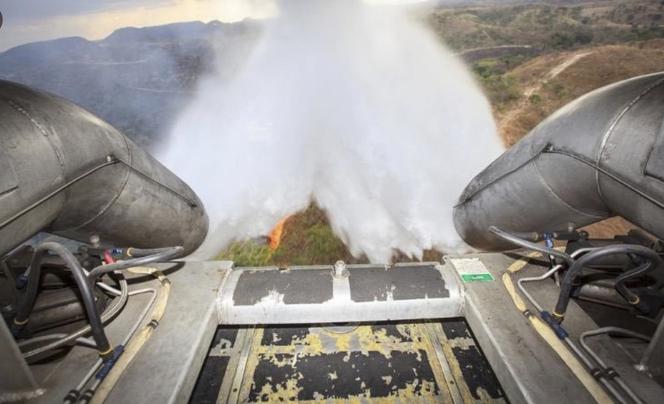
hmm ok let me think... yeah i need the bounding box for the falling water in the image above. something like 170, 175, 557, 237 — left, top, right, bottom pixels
160, 0, 502, 262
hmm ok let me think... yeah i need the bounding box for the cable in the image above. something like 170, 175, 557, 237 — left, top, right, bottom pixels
554, 244, 661, 322
12, 242, 112, 357
543, 145, 664, 211
489, 226, 574, 266
89, 268, 170, 403
18, 334, 96, 349
87, 246, 183, 280
564, 336, 628, 403
31, 256, 124, 355
508, 252, 646, 404
501, 254, 613, 403
0, 157, 119, 231
495, 229, 656, 402
94, 281, 122, 297
64, 287, 158, 404
0, 152, 198, 232
114, 159, 198, 207
519, 265, 563, 312
126, 247, 177, 257
9, 242, 180, 404
25, 245, 181, 359
23, 276, 128, 359
580, 327, 650, 404
517, 248, 597, 312
19, 258, 122, 297
614, 261, 654, 307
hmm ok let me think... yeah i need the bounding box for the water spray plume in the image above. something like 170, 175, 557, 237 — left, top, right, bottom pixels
160, 0, 502, 263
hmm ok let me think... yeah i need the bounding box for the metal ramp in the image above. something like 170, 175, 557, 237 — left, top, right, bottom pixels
192, 321, 506, 403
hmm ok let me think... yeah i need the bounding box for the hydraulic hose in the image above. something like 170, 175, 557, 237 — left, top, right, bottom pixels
64, 286, 158, 404
502, 252, 613, 403
23, 245, 181, 359
517, 248, 597, 312
489, 226, 574, 266
126, 247, 177, 257
23, 276, 128, 360
614, 261, 655, 308
12, 242, 112, 357
554, 244, 661, 321
87, 246, 183, 280
580, 327, 650, 404
18, 334, 96, 349
90, 267, 170, 404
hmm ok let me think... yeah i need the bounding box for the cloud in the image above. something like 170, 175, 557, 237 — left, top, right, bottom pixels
0, 0, 162, 21
0, 0, 438, 50
0, 0, 276, 51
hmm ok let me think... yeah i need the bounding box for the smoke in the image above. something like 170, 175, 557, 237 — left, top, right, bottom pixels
206, 0, 277, 22
160, 0, 502, 263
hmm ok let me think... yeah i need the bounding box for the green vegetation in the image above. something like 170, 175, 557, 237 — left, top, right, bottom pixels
429, 1, 664, 52
271, 222, 351, 266
217, 240, 274, 267
217, 204, 364, 267
476, 74, 521, 109
471, 57, 523, 109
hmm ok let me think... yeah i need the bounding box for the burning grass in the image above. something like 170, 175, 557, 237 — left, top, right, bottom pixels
217, 203, 448, 267
217, 204, 367, 267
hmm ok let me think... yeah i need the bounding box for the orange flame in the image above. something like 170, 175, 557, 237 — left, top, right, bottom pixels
268, 216, 290, 251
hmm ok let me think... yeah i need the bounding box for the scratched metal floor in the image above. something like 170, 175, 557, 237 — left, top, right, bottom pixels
190, 319, 507, 403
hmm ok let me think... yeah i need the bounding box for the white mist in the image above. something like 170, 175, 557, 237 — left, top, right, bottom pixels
160, 0, 502, 263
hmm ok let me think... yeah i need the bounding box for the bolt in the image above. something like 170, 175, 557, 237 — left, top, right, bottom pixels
333, 260, 349, 279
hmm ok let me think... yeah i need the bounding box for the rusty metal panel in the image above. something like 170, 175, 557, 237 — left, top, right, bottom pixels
191, 321, 507, 403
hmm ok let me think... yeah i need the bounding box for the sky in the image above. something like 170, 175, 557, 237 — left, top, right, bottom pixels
0, 0, 441, 51
0, 0, 278, 51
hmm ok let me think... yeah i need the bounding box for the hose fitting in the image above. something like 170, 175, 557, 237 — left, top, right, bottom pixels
551, 310, 565, 322
96, 345, 125, 380
15, 273, 28, 289
10, 317, 28, 337
541, 311, 569, 339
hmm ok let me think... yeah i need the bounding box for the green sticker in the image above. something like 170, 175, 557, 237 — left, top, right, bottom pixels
451, 258, 495, 283
461, 273, 495, 282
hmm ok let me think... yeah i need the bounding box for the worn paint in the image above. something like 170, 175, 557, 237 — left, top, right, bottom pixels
349, 265, 449, 302
233, 269, 333, 306
191, 321, 507, 403
438, 319, 507, 402
245, 323, 450, 402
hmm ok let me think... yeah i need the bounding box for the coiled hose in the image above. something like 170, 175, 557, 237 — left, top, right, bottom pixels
489, 226, 662, 321
16, 244, 183, 361
22, 276, 128, 360
12, 242, 113, 358
553, 244, 662, 321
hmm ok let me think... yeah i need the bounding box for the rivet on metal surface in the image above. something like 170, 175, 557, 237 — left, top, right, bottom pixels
332, 260, 349, 279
